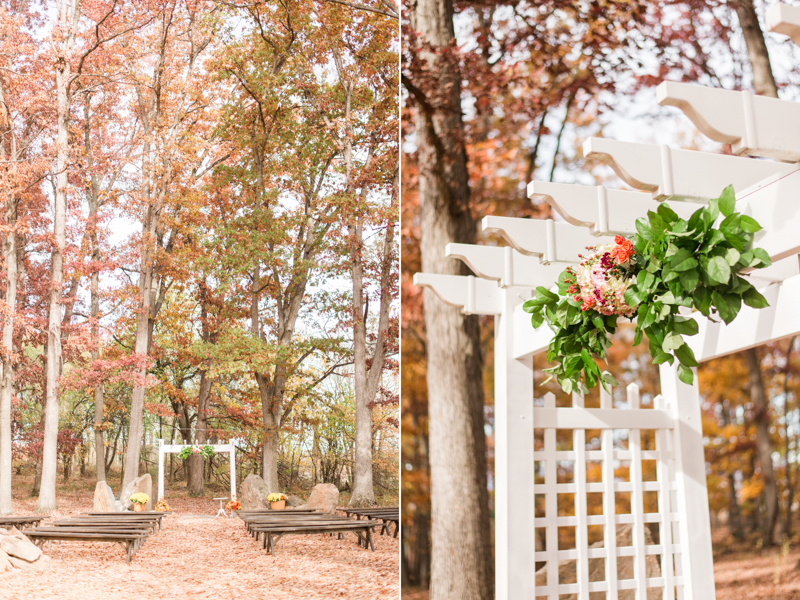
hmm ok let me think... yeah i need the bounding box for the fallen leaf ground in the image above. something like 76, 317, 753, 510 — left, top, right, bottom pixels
404, 536, 800, 599
0, 484, 399, 600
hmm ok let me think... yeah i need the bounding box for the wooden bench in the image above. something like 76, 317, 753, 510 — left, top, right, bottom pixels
248, 520, 379, 556
24, 529, 149, 563
52, 519, 158, 535
340, 508, 399, 537
241, 515, 353, 536
81, 512, 169, 530
0, 516, 44, 531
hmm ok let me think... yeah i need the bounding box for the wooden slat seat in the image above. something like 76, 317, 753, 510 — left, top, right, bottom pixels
248, 520, 379, 556
54, 518, 159, 534
24, 529, 149, 563
81, 512, 168, 529
339, 508, 399, 537
235, 509, 321, 516
0, 516, 44, 530
240, 515, 353, 535
74, 515, 163, 529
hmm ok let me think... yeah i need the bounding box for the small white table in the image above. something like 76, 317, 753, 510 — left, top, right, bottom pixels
213, 497, 229, 518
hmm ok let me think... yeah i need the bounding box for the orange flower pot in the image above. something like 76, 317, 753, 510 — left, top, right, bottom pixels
270, 500, 286, 510
134, 503, 145, 512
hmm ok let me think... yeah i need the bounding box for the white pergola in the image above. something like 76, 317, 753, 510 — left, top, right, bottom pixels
156, 440, 237, 501
415, 5, 800, 599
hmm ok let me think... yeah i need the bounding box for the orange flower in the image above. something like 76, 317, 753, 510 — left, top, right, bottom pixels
610, 237, 634, 264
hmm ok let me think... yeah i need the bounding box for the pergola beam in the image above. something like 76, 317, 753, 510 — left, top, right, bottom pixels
413, 273, 505, 315
445, 243, 562, 288
583, 137, 792, 202
481, 216, 597, 264
767, 3, 800, 47
657, 81, 800, 161
528, 181, 698, 236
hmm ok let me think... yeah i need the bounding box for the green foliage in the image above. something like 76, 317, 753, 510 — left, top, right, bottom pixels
523, 186, 772, 393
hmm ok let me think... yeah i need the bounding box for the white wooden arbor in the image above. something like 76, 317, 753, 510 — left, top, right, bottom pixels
156, 440, 237, 502
414, 6, 800, 599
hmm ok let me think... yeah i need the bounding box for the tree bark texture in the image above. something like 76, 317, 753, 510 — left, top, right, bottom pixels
83, 96, 106, 484
733, 0, 779, 544
348, 180, 396, 508
189, 296, 214, 496
745, 348, 779, 544
410, 0, 494, 596
0, 76, 18, 514
0, 198, 16, 515
733, 0, 779, 98
38, 0, 79, 511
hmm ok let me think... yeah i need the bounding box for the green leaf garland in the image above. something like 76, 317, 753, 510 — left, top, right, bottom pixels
523, 185, 772, 394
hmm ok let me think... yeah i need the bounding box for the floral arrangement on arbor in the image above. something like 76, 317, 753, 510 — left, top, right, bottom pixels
524, 186, 772, 394
267, 493, 288, 503
155, 499, 170, 512
130, 492, 150, 505
226, 499, 241, 511
178, 445, 215, 460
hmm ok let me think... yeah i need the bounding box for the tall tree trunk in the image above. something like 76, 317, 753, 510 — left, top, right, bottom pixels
251, 264, 290, 493
189, 295, 213, 496
84, 96, 106, 484
349, 180, 396, 508
121, 214, 155, 493
721, 401, 744, 539
733, 0, 779, 98
782, 338, 795, 539
745, 348, 779, 544
0, 197, 16, 515
0, 74, 17, 514
732, 1, 780, 544
409, 0, 494, 596
38, 0, 79, 511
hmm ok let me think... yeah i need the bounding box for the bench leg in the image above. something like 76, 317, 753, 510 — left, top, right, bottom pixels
367, 527, 374, 551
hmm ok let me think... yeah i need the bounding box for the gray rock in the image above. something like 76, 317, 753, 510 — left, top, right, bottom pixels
286, 495, 302, 508
0, 533, 41, 562
119, 474, 153, 511
8, 554, 51, 572
534, 523, 662, 599
0, 547, 10, 572
297, 483, 339, 514
240, 474, 270, 510
93, 481, 116, 512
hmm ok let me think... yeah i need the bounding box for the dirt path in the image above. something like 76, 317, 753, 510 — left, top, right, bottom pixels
0, 495, 398, 600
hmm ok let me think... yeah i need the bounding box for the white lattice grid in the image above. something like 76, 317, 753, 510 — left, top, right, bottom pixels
533, 383, 683, 600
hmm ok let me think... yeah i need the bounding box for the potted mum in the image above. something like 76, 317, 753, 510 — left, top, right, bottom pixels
268, 493, 287, 510
155, 499, 170, 512
130, 492, 150, 512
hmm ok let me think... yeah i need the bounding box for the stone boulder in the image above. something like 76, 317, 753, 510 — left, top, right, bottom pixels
119, 473, 153, 511
534, 524, 662, 599
0, 547, 10, 573
8, 554, 51, 572
93, 481, 117, 512
286, 495, 303, 508
298, 483, 339, 514
0, 532, 41, 563
240, 474, 270, 510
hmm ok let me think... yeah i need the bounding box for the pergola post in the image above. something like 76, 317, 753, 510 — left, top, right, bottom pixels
494, 287, 535, 598
158, 439, 165, 501
230, 445, 237, 500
